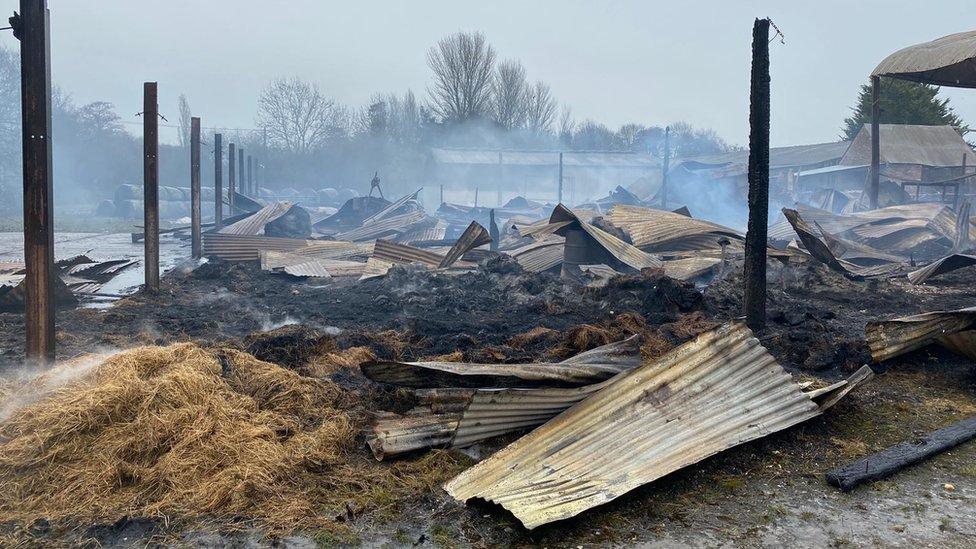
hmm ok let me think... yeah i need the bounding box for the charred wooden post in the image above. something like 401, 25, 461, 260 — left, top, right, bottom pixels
497, 151, 503, 205
661, 126, 671, 209
869, 75, 881, 209
17, 0, 55, 363
489, 209, 499, 251
213, 133, 223, 225
558, 152, 564, 204
439, 184, 444, 205
743, 18, 770, 331
227, 142, 236, 211
474, 187, 479, 207
247, 155, 253, 196
238, 148, 245, 197
190, 117, 201, 258
254, 157, 260, 194
143, 82, 160, 292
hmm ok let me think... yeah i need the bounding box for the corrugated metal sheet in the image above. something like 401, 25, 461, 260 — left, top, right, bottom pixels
662, 256, 723, 280
872, 30, 976, 88
672, 141, 850, 176
908, 254, 976, 284
363, 335, 641, 389
282, 259, 366, 278
606, 204, 743, 252
218, 201, 294, 235
768, 202, 965, 245
550, 204, 661, 271
866, 306, 976, 363
444, 323, 871, 529
259, 241, 373, 269
507, 238, 564, 273
361, 189, 422, 225
333, 210, 431, 242
431, 148, 659, 169
782, 209, 903, 279
360, 257, 395, 280
372, 239, 444, 268
842, 125, 974, 168
395, 222, 447, 245
202, 233, 312, 261
439, 221, 491, 268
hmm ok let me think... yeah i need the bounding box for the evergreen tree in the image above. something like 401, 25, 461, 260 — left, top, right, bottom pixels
841, 78, 967, 140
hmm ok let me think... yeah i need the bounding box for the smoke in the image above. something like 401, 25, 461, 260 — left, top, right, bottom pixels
198, 288, 341, 335
0, 350, 117, 422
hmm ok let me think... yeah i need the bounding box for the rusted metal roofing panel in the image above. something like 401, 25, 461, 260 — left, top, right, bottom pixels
872, 30, 976, 88
444, 323, 871, 529
768, 203, 956, 243
439, 221, 491, 268
908, 254, 976, 284
662, 256, 723, 281
372, 239, 444, 268
866, 306, 976, 363
363, 335, 640, 389
842, 124, 974, 168
218, 201, 294, 235
606, 204, 743, 252
550, 204, 661, 271
202, 233, 311, 261
782, 209, 903, 279
281, 258, 366, 278
395, 222, 447, 245
360, 257, 395, 280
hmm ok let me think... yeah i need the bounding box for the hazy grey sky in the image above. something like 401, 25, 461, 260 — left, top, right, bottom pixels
2, 0, 974, 147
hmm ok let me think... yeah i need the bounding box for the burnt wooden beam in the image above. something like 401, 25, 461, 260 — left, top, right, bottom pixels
214, 133, 222, 225
869, 75, 881, 209
18, 0, 55, 363
227, 142, 236, 212
238, 147, 244, 197
190, 117, 201, 258
143, 81, 159, 292
827, 415, 976, 491
247, 155, 253, 196
743, 18, 770, 331
557, 151, 563, 204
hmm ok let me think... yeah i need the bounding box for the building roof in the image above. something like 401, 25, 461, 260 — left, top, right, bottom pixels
671, 140, 851, 177
873, 30, 976, 88
430, 148, 658, 169
841, 124, 974, 167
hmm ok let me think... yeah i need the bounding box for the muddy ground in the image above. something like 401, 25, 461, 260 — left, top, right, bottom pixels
1, 253, 975, 547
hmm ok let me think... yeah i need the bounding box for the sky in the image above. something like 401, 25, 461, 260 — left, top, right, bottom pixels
1, 0, 974, 147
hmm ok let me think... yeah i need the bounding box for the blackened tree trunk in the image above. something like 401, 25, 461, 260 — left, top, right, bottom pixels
744, 18, 770, 331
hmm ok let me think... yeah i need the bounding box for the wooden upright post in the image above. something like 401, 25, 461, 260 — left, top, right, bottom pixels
254, 158, 259, 194
238, 148, 245, 197
869, 75, 881, 209
497, 151, 503, 205
474, 187, 479, 207
228, 142, 236, 211
439, 184, 444, 205
214, 133, 223, 225
558, 152, 564, 204
489, 209, 499, 251
247, 155, 253, 196
743, 18, 770, 331
661, 126, 671, 209
17, 0, 55, 363
190, 117, 201, 258
143, 82, 159, 292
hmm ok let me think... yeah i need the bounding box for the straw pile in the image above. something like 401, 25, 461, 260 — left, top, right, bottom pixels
0, 343, 462, 534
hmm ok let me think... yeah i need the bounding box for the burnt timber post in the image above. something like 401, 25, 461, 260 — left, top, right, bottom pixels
558, 152, 564, 204
474, 187, 479, 207
143, 82, 160, 292
661, 126, 671, 209
743, 18, 770, 331
439, 184, 444, 205
497, 151, 503, 206
247, 155, 253, 196
17, 0, 55, 362
190, 117, 201, 258
489, 209, 499, 251
254, 158, 259, 194
213, 133, 223, 225
869, 75, 881, 209
227, 142, 236, 211
238, 148, 245, 197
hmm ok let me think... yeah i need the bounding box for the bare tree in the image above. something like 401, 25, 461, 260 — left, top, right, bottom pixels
492, 59, 529, 130
525, 81, 558, 135
178, 94, 192, 148
558, 105, 575, 145
256, 77, 344, 154
427, 31, 496, 122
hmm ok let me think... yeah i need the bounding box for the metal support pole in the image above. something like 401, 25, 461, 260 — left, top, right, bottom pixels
743, 18, 770, 332
497, 151, 503, 206
228, 142, 236, 211
661, 126, 671, 209
254, 158, 259, 194
214, 133, 222, 225
247, 155, 253, 196
238, 148, 245, 197
558, 152, 564, 204
190, 117, 201, 259
17, 0, 55, 363
439, 184, 444, 205
143, 82, 159, 292
869, 75, 881, 209
474, 187, 479, 208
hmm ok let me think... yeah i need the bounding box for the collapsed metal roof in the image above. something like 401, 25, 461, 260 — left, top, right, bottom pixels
430, 148, 659, 169
841, 124, 974, 168
444, 323, 871, 529
672, 141, 851, 176
872, 30, 976, 88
